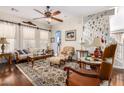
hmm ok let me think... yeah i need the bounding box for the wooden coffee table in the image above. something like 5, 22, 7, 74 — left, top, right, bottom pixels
27, 54, 53, 67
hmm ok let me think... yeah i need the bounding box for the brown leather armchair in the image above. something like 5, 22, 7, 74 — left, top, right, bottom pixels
64, 44, 117, 86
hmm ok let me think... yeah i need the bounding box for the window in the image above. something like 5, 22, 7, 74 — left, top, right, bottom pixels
23, 26, 36, 49
40, 30, 49, 49
0, 22, 16, 52
110, 7, 124, 68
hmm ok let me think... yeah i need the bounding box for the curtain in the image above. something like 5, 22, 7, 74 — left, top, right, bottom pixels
40, 30, 49, 40
40, 30, 49, 49
22, 26, 36, 48
0, 22, 16, 38
0, 22, 16, 52
23, 26, 35, 40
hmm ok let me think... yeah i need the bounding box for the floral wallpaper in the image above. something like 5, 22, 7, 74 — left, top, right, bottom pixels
83, 10, 112, 48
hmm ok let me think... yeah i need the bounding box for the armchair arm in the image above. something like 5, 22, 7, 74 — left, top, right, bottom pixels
64, 67, 99, 78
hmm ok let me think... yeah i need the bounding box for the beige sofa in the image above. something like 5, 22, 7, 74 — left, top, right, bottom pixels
15, 49, 34, 62
15, 48, 52, 63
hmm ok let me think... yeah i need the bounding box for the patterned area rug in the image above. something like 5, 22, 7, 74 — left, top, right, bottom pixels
16, 60, 80, 86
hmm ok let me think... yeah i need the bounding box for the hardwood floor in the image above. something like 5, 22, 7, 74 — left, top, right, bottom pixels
111, 68, 124, 86
0, 63, 124, 86
0, 63, 33, 86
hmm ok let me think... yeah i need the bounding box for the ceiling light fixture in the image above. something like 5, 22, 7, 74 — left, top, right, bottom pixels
46, 18, 52, 22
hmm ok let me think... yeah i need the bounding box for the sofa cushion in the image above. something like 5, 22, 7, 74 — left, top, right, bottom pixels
17, 50, 25, 55
23, 49, 30, 54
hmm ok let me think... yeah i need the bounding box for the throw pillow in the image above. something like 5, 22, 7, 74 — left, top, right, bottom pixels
17, 50, 24, 55
23, 49, 30, 54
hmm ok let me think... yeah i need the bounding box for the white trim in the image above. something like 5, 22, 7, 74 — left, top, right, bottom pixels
111, 29, 124, 33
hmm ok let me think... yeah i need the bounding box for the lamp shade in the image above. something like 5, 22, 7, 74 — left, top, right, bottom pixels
91, 37, 102, 47
0, 37, 9, 44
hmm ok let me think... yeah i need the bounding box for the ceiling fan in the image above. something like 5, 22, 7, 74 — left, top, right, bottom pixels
22, 21, 36, 26
33, 6, 63, 22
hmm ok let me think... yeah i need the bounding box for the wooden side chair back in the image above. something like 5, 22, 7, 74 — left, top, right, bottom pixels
99, 62, 113, 80
102, 44, 117, 64
99, 44, 117, 81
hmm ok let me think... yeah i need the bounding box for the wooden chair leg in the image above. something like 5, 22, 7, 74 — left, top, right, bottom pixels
66, 79, 69, 86
108, 78, 112, 86
65, 68, 70, 86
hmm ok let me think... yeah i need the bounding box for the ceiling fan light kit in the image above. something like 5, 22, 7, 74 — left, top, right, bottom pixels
46, 18, 52, 22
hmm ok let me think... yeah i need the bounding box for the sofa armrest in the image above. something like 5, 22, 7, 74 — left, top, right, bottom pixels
15, 52, 20, 62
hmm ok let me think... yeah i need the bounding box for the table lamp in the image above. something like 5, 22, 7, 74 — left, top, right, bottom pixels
90, 37, 102, 58
91, 37, 102, 47
0, 37, 9, 53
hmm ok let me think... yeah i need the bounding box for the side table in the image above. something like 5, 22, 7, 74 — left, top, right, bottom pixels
0, 53, 12, 64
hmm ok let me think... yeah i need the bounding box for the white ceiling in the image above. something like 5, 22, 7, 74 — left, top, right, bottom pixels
0, 6, 113, 25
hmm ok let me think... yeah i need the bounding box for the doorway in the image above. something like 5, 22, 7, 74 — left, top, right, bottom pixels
54, 31, 61, 56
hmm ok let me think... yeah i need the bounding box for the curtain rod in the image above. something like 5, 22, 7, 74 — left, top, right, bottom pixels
0, 19, 50, 31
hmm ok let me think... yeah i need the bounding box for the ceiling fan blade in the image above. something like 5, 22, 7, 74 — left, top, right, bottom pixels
51, 17, 63, 22
34, 9, 44, 15
52, 11, 61, 16
33, 17, 42, 20
33, 17, 46, 20
22, 21, 36, 26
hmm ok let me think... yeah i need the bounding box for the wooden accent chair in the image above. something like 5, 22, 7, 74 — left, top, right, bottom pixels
64, 44, 117, 86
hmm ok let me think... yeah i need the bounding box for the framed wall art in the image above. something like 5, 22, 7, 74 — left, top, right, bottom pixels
65, 29, 76, 41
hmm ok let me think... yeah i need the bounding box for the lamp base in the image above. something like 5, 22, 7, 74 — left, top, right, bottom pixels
1, 44, 5, 53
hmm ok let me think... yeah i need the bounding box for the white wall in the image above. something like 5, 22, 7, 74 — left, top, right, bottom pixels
110, 7, 124, 31
52, 16, 83, 51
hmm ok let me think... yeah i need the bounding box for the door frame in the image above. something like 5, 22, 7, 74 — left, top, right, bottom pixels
55, 31, 61, 55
